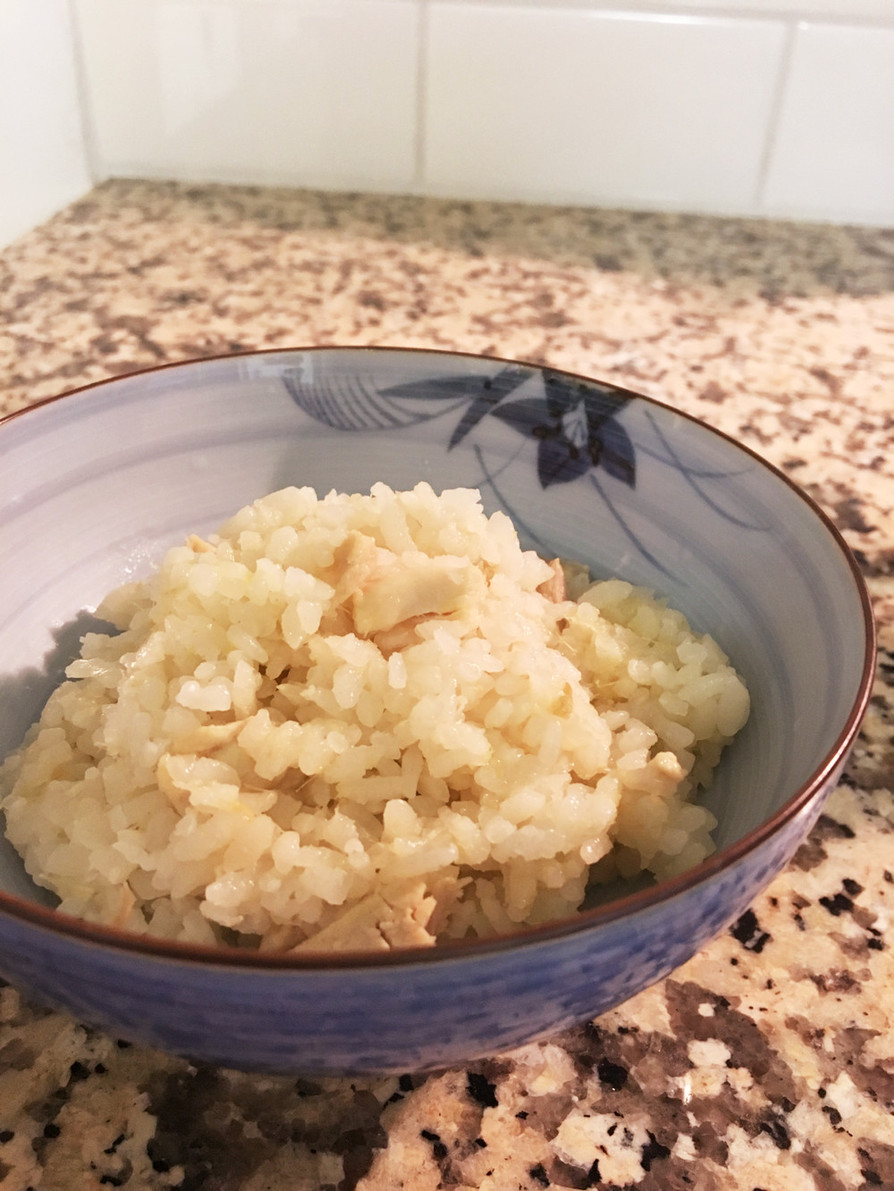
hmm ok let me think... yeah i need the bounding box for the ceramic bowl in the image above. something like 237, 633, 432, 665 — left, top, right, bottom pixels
0, 348, 875, 1075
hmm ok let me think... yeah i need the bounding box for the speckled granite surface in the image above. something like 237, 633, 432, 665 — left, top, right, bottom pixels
1, 180, 892, 1190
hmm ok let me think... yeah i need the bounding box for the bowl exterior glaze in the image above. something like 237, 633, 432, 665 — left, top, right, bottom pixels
0, 793, 830, 1075
0, 348, 875, 1074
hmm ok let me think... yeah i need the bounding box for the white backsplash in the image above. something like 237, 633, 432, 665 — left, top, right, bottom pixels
0, 0, 91, 248
74, 0, 421, 192
423, 6, 789, 214
763, 21, 894, 228
1, 0, 892, 249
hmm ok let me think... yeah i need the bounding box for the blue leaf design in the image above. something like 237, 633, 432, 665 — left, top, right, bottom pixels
283, 371, 410, 431
595, 419, 636, 486
284, 369, 475, 432
446, 366, 532, 448
543, 370, 634, 426
542, 372, 585, 417
582, 384, 636, 427
489, 396, 551, 438
588, 473, 676, 580
538, 436, 591, 487
379, 375, 492, 402
282, 358, 639, 500
641, 408, 768, 530
489, 394, 636, 489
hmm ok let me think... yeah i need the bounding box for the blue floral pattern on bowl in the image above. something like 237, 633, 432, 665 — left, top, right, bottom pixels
282, 359, 761, 574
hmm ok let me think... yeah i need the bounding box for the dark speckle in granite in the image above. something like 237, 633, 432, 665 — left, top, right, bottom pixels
466, 1071, 499, 1110
730, 908, 773, 953
1, 179, 893, 1190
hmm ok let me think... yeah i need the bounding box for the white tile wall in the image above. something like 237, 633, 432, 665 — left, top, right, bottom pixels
763, 21, 894, 225
423, 5, 787, 213
0, 0, 92, 248
3, 0, 893, 242
74, 0, 420, 192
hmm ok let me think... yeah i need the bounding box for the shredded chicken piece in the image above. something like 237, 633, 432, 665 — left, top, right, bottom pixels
330, 532, 380, 605
352, 552, 473, 635
651, 750, 687, 788
290, 880, 447, 952
538, 558, 567, 603
176, 720, 247, 753
624, 750, 689, 799
559, 558, 592, 601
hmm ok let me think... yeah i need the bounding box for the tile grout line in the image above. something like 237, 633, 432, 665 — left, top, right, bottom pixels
414, 0, 431, 195
67, 0, 105, 186
752, 17, 799, 216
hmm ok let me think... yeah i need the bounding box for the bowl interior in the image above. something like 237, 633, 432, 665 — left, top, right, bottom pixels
0, 348, 872, 914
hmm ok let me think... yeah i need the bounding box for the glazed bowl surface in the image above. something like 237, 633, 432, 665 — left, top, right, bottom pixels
0, 347, 875, 1074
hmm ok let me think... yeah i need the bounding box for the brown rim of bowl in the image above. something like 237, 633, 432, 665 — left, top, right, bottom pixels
0, 346, 878, 968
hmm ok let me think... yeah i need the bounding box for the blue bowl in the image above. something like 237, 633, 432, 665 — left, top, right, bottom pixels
0, 348, 875, 1074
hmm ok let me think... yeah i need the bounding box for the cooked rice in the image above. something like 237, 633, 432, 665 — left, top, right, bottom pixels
0, 484, 749, 951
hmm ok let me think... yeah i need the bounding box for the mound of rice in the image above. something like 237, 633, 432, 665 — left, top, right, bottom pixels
1, 484, 749, 951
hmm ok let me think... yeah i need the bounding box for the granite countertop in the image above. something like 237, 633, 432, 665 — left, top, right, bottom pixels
0, 180, 892, 1191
